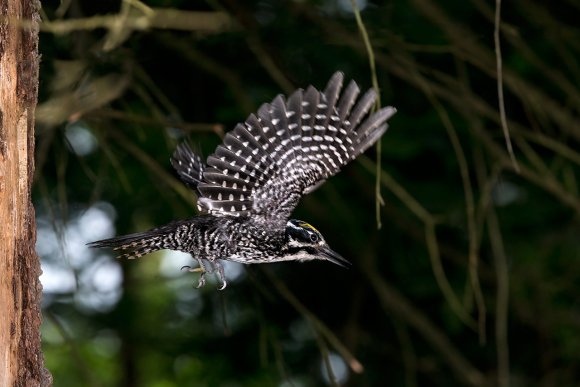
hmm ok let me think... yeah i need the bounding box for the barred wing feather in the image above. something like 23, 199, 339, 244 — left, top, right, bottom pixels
171, 142, 206, 190
196, 72, 396, 225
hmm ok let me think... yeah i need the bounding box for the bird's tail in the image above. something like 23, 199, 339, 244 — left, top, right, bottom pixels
87, 220, 191, 259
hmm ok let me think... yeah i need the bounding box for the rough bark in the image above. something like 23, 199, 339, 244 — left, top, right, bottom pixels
0, 0, 51, 385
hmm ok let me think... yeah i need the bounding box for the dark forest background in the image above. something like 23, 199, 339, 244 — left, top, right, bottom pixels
36, 1, 580, 386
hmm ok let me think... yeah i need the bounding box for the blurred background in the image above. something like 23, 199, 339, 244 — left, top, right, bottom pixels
36, 0, 580, 386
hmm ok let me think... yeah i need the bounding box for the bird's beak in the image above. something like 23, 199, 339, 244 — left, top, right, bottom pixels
319, 246, 351, 268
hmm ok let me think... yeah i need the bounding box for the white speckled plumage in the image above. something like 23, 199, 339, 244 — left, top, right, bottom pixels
89, 72, 396, 289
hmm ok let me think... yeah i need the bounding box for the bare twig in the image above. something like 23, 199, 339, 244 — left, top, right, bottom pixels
359, 156, 477, 330
350, 0, 385, 230
264, 269, 364, 374
409, 0, 579, 144
159, 36, 256, 114
407, 59, 486, 342
470, 0, 580, 110
314, 330, 338, 387
85, 108, 224, 136
475, 159, 511, 387
108, 130, 195, 205
360, 253, 485, 387
476, 161, 511, 387
392, 320, 418, 387
494, 0, 520, 173
35, 9, 236, 35
246, 35, 295, 95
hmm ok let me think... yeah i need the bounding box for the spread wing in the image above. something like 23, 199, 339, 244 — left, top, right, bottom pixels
194, 72, 396, 225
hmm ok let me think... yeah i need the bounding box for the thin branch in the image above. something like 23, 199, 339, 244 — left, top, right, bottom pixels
475, 159, 511, 387
473, 124, 580, 215
514, 129, 580, 167
392, 320, 418, 387
494, 0, 520, 172
264, 269, 364, 374
487, 194, 511, 386
350, 0, 384, 230
85, 108, 224, 136
108, 130, 195, 205
313, 330, 338, 387
360, 253, 486, 387
359, 156, 477, 330
269, 330, 295, 386
158, 35, 256, 114
246, 35, 295, 95
408, 61, 486, 342
425, 223, 477, 331
34, 9, 236, 35
358, 156, 431, 222
133, 65, 181, 120
470, 0, 580, 110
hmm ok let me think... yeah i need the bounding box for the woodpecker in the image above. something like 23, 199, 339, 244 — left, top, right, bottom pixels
88, 72, 396, 289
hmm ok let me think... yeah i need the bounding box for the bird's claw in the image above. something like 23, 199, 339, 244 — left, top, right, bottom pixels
196, 273, 206, 288
215, 261, 227, 290
181, 265, 203, 273
217, 279, 227, 291
184, 258, 227, 290
181, 265, 207, 288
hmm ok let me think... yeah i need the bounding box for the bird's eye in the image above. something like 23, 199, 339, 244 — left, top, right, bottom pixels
309, 233, 319, 243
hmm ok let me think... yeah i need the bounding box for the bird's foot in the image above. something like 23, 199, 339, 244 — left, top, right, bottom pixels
181, 265, 207, 288
183, 259, 227, 290
196, 272, 206, 289
180, 265, 204, 273
215, 261, 227, 290
217, 278, 227, 291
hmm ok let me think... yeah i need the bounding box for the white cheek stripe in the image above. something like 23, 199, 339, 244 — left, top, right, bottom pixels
292, 251, 317, 262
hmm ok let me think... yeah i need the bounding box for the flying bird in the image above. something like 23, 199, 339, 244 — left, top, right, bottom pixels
88, 72, 396, 289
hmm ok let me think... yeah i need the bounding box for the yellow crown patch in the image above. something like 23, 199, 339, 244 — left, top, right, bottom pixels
299, 221, 319, 233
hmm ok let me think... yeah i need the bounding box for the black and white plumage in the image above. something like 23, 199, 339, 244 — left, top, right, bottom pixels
88, 72, 396, 289
170, 143, 205, 190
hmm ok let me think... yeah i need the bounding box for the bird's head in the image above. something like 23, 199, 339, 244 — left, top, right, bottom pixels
282, 219, 350, 267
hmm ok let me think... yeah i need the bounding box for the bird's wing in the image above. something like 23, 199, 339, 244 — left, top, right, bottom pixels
196, 72, 396, 225
171, 142, 206, 191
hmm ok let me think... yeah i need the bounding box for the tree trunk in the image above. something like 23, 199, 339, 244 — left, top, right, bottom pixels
0, 0, 51, 385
